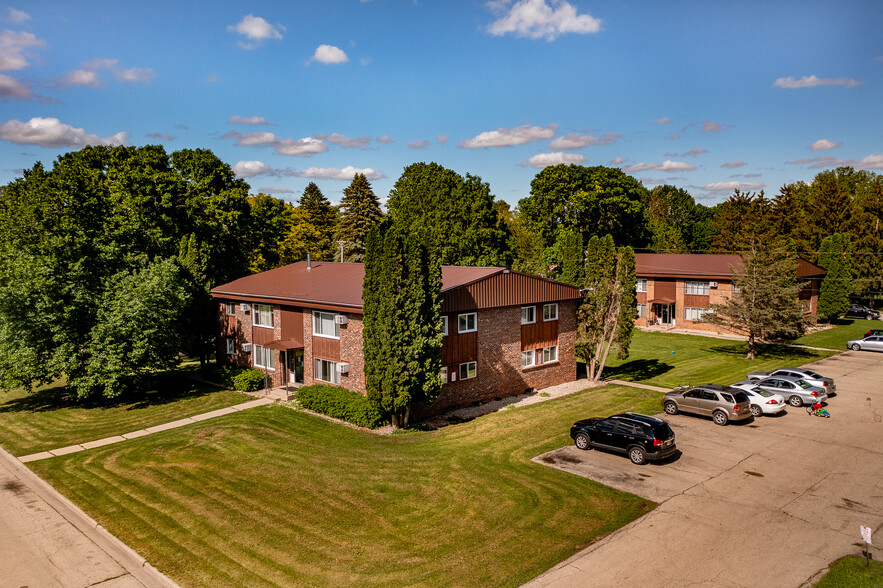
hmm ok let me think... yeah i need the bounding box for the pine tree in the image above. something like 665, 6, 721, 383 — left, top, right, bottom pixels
335, 173, 383, 262
297, 182, 337, 261
817, 233, 853, 322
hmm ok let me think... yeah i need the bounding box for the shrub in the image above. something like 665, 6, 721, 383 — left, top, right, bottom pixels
232, 369, 265, 392
297, 385, 384, 429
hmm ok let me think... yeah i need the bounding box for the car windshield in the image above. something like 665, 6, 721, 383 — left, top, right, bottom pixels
807, 371, 823, 379
753, 387, 773, 397
653, 423, 673, 439
795, 379, 812, 389
732, 391, 749, 403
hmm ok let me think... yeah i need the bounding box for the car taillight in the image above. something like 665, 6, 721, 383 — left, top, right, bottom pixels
734, 405, 740, 411
653, 439, 664, 447
767, 399, 778, 405
821, 381, 828, 386
811, 391, 818, 397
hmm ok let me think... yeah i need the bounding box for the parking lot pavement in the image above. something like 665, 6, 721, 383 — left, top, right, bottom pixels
528, 350, 883, 588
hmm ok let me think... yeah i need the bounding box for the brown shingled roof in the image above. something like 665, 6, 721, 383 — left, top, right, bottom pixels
636, 254, 743, 279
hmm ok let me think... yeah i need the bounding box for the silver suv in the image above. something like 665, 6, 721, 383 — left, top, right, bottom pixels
663, 384, 753, 425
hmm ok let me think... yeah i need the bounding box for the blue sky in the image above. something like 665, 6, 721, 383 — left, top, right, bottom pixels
1, 1, 881, 206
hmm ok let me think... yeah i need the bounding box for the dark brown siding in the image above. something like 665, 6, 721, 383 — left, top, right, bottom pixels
313, 336, 341, 361
636, 292, 647, 304
443, 271, 580, 313
521, 319, 558, 350
252, 326, 275, 344
683, 294, 710, 308
280, 307, 303, 339
653, 279, 676, 300
442, 332, 478, 365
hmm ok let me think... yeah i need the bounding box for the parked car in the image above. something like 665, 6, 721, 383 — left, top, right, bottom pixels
662, 384, 752, 425
845, 304, 880, 320
752, 376, 827, 407
746, 367, 836, 395
847, 335, 883, 352
570, 412, 677, 465
729, 381, 787, 416
864, 329, 883, 338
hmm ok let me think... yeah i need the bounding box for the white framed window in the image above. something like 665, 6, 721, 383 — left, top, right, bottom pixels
315, 358, 340, 385
253, 303, 274, 328
636, 278, 647, 293
313, 311, 340, 339
442, 316, 448, 336
733, 283, 742, 294
685, 281, 710, 295
225, 302, 236, 315
253, 344, 275, 370
543, 346, 558, 363
684, 307, 710, 321
458, 312, 477, 333
543, 303, 558, 321
459, 361, 476, 380
440, 367, 448, 384
521, 306, 536, 325
637, 304, 647, 318
521, 349, 536, 368
226, 338, 235, 355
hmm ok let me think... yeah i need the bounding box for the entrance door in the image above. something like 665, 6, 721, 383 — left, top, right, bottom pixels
658, 303, 674, 325
288, 350, 304, 384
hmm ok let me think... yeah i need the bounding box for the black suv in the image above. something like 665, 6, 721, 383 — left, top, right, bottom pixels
570, 413, 677, 465
846, 304, 880, 320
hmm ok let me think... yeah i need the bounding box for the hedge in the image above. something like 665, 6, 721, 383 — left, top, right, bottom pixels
203, 365, 266, 392
296, 385, 384, 429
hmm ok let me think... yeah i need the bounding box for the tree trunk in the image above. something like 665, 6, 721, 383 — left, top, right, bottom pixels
746, 332, 756, 360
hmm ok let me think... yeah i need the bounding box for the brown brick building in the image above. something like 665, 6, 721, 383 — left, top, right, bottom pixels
211, 261, 581, 414
634, 254, 825, 333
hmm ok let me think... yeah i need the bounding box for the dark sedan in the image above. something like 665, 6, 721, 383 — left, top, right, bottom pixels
570, 412, 677, 465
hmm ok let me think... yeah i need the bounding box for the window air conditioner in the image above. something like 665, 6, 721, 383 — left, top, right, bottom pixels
334, 314, 349, 325
336, 363, 350, 374
240, 303, 251, 312
709, 281, 718, 288
241, 343, 252, 352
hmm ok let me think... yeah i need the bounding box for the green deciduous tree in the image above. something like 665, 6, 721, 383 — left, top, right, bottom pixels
817, 233, 853, 322
711, 190, 774, 252
335, 173, 383, 262
247, 193, 292, 273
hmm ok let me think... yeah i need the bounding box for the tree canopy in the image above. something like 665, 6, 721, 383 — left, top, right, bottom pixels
335, 173, 383, 262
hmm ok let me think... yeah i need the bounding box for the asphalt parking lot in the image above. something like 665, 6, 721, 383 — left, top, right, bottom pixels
529, 350, 883, 588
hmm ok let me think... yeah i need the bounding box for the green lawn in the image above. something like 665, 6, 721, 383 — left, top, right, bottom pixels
0, 370, 251, 456
790, 318, 881, 350
603, 330, 837, 388
816, 555, 883, 587
31, 384, 660, 588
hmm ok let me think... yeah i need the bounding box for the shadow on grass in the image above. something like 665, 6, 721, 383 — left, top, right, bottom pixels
706, 343, 823, 361
603, 359, 674, 382
0, 367, 222, 414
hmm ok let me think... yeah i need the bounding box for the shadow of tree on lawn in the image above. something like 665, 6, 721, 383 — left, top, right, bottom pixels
707, 343, 823, 361
602, 359, 674, 382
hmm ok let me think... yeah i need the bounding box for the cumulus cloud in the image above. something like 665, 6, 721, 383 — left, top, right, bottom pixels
376, 135, 394, 144
654, 117, 671, 125
774, 75, 862, 89
810, 139, 840, 151
222, 130, 329, 157
721, 160, 746, 168
146, 132, 174, 141
227, 14, 285, 49
701, 120, 726, 133
487, 0, 602, 41
314, 133, 370, 148
459, 123, 557, 148
292, 165, 384, 180
609, 156, 628, 165
223, 130, 277, 146
229, 115, 271, 125
408, 140, 430, 149
7, 8, 30, 24
523, 152, 587, 168
549, 132, 620, 150
115, 67, 154, 83
310, 44, 348, 64
622, 160, 696, 173
233, 160, 275, 177
702, 181, 765, 193
0, 30, 45, 71
0, 117, 127, 148
70, 58, 153, 85
0, 73, 31, 99
437, 135, 448, 144
56, 69, 101, 88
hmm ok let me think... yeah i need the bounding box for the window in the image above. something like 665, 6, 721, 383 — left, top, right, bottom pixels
253, 344, 275, 370
315, 358, 340, 385
440, 367, 448, 384
543, 303, 558, 321
521, 350, 536, 368
313, 311, 340, 339
732, 283, 742, 294
684, 307, 709, 321
685, 281, 710, 295
636, 278, 647, 293
225, 302, 236, 315
459, 361, 476, 380
253, 303, 274, 328
543, 346, 558, 363
521, 306, 535, 325
442, 316, 448, 336
458, 312, 476, 333
637, 304, 647, 318
226, 338, 235, 355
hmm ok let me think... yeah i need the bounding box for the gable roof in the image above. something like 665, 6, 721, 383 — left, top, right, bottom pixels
636, 253, 825, 280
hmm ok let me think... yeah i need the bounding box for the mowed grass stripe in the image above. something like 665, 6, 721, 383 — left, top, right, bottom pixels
32, 387, 657, 587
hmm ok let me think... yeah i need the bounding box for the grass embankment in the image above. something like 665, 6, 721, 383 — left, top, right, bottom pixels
816, 555, 883, 587
31, 384, 659, 588
790, 318, 881, 350
603, 330, 837, 389
0, 370, 250, 456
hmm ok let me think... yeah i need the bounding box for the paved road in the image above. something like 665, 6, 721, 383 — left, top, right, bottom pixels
528, 350, 883, 588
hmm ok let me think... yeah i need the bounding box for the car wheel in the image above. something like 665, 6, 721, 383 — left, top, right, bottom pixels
788, 395, 803, 407
750, 404, 762, 417
628, 446, 647, 465
574, 432, 591, 450
852, 343, 861, 351
713, 410, 728, 426
664, 401, 678, 415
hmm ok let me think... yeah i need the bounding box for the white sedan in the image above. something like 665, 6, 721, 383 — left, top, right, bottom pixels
730, 381, 787, 416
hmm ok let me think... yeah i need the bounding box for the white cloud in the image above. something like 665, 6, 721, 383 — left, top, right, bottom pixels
58, 69, 101, 88
115, 67, 154, 83
292, 165, 384, 180
7, 8, 30, 24
223, 130, 277, 146
855, 154, 883, 170
233, 160, 275, 177
0, 117, 127, 148
408, 140, 430, 149
654, 117, 671, 125
459, 123, 557, 148
549, 132, 620, 150
622, 160, 696, 173
487, 0, 602, 41
789, 154, 883, 170
274, 137, 328, 157
314, 133, 369, 148
701, 120, 725, 133
0, 30, 45, 71
721, 160, 746, 168
774, 75, 862, 89
437, 135, 448, 144
523, 152, 587, 168
310, 45, 348, 65
609, 156, 628, 165
0, 73, 31, 99
227, 15, 285, 49
229, 115, 271, 125
810, 139, 840, 151
702, 181, 765, 193
666, 147, 707, 157
376, 135, 394, 144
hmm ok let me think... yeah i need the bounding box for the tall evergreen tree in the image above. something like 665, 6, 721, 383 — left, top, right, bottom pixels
335, 173, 383, 262
852, 177, 883, 304
817, 233, 853, 321
711, 190, 774, 252
298, 182, 337, 260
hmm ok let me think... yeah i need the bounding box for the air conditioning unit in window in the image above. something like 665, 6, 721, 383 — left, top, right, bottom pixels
240, 303, 251, 312
336, 363, 350, 374
241, 343, 252, 352
334, 314, 349, 325
709, 281, 718, 288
